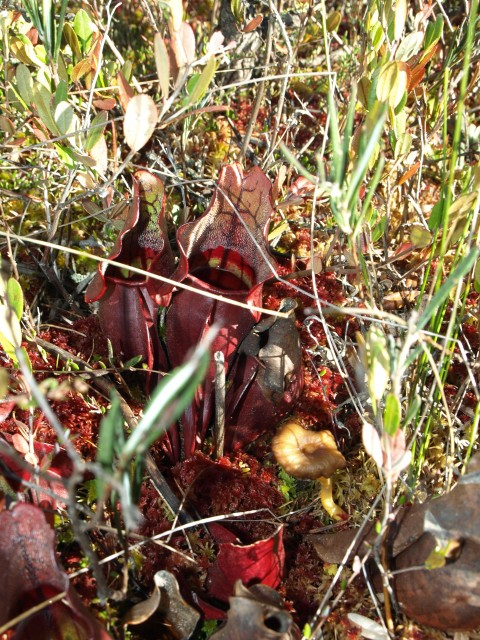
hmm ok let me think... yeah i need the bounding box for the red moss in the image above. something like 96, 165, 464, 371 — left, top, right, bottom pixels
284, 539, 325, 622
1, 319, 108, 461
172, 452, 283, 542
231, 97, 267, 134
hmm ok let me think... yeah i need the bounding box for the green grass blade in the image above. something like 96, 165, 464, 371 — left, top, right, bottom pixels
416, 248, 479, 331
119, 330, 214, 465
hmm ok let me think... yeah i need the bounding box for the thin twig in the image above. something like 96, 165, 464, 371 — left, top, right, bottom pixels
237, 14, 274, 163
213, 350, 225, 458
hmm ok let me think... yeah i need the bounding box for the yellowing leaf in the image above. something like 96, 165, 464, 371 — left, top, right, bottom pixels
154, 33, 170, 101
0, 305, 22, 352
410, 225, 432, 248
6, 278, 23, 321
358, 75, 371, 109
326, 11, 342, 32
124, 94, 158, 152
395, 31, 424, 61
71, 57, 93, 83
362, 421, 383, 467
393, 0, 407, 40
365, 325, 390, 413
63, 23, 82, 62
448, 191, 478, 216
424, 539, 461, 570
166, 0, 184, 32
376, 61, 409, 108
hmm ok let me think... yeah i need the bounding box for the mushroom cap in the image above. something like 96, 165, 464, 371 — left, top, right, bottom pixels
272, 422, 346, 479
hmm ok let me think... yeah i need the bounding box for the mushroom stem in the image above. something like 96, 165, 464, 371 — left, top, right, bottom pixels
318, 476, 347, 521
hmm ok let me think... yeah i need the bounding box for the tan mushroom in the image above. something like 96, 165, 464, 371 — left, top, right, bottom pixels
272, 422, 347, 521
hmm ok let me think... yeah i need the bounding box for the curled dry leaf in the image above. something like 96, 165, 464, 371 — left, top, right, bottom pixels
0, 503, 112, 639
243, 15, 263, 33
122, 570, 200, 639
277, 176, 316, 208
124, 94, 158, 152
154, 33, 170, 100
309, 454, 480, 631
347, 613, 390, 640
116, 70, 134, 111
170, 21, 196, 71
211, 581, 301, 639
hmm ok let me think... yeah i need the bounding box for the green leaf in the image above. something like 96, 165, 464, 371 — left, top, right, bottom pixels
15, 64, 33, 105
185, 56, 217, 107
404, 396, 421, 427
85, 111, 108, 151
384, 393, 401, 435
425, 539, 460, 570
53, 0, 69, 63
302, 624, 313, 639
365, 325, 390, 414
73, 8, 94, 48
131, 455, 146, 505
32, 84, 60, 136
54, 80, 68, 106
53, 143, 77, 168
96, 393, 124, 499
54, 143, 96, 169
6, 278, 23, 320
417, 248, 480, 330
326, 11, 342, 32
424, 15, 443, 53
372, 215, 387, 242
393, 90, 408, 116
346, 102, 387, 208
120, 335, 211, 465
410, 225, 432, 248
122, 354, 144, 369
54, 100, 74, 136
16, 346, 32, 373
371, 22, 385, 51
230, 0, 243, 23
428, 199, 444, 231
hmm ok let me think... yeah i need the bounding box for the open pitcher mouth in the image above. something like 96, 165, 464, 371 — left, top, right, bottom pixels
189, 247, 256, 291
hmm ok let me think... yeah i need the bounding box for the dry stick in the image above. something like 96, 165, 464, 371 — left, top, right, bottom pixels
261, 0, 294, 169
213, 351, 226, 459
237, 14, 274, 164
0, 231, 290, 319
34, 337, 191, 523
